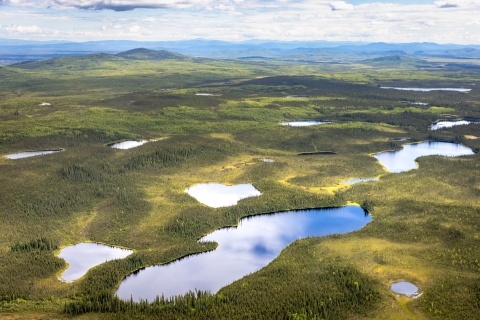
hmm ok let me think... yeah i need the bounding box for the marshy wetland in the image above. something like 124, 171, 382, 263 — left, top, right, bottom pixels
0, 52, 479, 319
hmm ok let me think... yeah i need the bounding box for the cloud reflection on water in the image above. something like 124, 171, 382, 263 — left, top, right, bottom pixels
115, 206, 371, 302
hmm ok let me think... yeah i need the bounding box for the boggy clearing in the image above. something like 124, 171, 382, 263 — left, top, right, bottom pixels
0, 54, 479, 319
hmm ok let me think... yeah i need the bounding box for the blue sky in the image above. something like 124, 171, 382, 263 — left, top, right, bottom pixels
0, 1, 479, 44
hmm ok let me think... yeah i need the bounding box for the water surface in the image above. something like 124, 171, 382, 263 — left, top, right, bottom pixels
374, 141, 474, 173
431, 120, 478, 130
401, 101, 428, 106
381, 87, 471, 92
343, 178, 378, 185
259, 158, 274, 163
186, 183, 261, 208
110, 140, 152, 149
58, 243, 133, 282
280, 120, 331, 127
5, 150, 62, 159
390, 281, 422, 298
116, 206, 371, 302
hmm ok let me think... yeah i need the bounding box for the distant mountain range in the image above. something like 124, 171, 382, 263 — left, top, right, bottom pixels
1, 38, 480, 65
6, 47, 480, 73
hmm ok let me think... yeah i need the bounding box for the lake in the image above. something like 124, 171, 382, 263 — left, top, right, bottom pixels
381, 87, 471, 92
280, 120, 331, 127
5, 150, 62, 159
390, 281, 422, 298
343, 178, 378, 185
401, 101, 428, 106
431, 120, 478, 130
186, 183, 261, 208
374, 141, 474, 173
58, 243, 133, 282
109, 140, 153, 149
115, 205, 372, 302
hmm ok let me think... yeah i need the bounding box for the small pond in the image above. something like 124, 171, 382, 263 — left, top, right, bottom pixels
343, 178, 378, 185
259, 158, 274, 163
431, 120, 478, 130
390, 281, 422, 298
115, 205, 371, 302
109, 140, 153, 150
401, 101, 428, 106
58, 243, 133, 282
5, 150, 62, 159
186, 183, 261, 208
374, 141, 474, 173
280, 120, 331, 127
381, 87, 471, 92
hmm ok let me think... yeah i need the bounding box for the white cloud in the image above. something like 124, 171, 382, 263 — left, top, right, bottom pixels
435, 1, 458, 7
466, 20, 480, 25
213, 3, 235, 11
0, 0, 479, 44
128, 25, 141, 33
0, 0, 216, 11
434, 0, 480, 8
5, 25, 42, 33
329, 1, 353, 11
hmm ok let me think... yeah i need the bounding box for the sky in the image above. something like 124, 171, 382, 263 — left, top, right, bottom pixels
0, 0, 479, 44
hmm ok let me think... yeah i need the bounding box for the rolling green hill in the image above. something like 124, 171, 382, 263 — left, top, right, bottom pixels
116, 48, 189, 60
8, 53, 122, 70
361, 54, 428, 67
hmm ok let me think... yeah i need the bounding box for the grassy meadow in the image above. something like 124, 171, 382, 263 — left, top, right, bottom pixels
0, 53, 479, 319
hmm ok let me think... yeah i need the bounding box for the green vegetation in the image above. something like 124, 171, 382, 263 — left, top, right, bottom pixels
0, 52, 479, 319
361, 55, 428, 68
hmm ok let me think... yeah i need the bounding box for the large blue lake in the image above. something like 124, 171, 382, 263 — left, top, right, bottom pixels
115, 206, 371, 302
